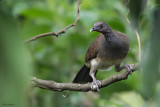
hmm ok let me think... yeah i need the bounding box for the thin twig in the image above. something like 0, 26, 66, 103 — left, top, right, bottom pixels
125, 0, 141, 62
125, 0, 130, 25
31, 64, 139, 92
135, 30, 141, 62
25, 0, 80, 43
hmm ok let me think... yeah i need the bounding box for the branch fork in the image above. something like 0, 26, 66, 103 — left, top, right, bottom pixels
25, 0, 80, 43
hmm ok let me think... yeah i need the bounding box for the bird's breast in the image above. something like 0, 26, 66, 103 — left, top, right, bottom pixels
99, 39, 129, 61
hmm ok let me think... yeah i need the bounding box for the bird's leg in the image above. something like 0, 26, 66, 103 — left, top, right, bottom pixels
115, 64, 133, 75
89, 68, 101, 91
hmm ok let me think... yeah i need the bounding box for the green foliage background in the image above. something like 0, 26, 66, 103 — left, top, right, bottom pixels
0, 0, 160, 107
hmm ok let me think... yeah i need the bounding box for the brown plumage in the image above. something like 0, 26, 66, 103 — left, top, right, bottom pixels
73, 22, 132, 91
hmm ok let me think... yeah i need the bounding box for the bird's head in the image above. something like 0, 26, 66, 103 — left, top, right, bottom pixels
90, 22, 110, 33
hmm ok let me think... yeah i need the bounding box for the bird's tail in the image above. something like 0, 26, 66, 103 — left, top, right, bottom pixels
73, 65, 93, 83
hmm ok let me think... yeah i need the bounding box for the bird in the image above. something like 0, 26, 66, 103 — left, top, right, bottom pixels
73, 22, 132, 91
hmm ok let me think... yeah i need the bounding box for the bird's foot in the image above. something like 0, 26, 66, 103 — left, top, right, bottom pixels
91, 80, 101, 92
124, 64, 133, 75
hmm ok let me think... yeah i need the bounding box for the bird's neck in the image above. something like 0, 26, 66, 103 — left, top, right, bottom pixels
102, 28, 115, 41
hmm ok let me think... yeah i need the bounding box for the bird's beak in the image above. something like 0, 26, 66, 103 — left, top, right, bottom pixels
90, 27, 97, 32
90, 28, 93, 32
90, 27, 96, 32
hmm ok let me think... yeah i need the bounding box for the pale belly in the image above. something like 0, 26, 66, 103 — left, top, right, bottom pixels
85, 58, 122, 71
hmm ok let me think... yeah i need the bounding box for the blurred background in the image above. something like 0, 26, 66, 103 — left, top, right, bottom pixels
0, 0, 160, 107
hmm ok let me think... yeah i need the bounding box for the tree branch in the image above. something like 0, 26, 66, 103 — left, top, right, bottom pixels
31, 64, 139, 92
25, 0, 80, 43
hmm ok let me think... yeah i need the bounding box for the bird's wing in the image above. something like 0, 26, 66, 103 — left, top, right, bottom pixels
85, 34, 104, 62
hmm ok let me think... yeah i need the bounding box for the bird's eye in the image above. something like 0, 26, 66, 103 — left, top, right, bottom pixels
100, 25, 103, 28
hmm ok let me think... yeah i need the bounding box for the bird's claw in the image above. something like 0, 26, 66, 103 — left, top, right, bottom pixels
124, 64, 133, 75
91, 80, 101, 92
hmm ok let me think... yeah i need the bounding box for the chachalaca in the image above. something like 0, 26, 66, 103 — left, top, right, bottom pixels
73, 22, 132, 91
